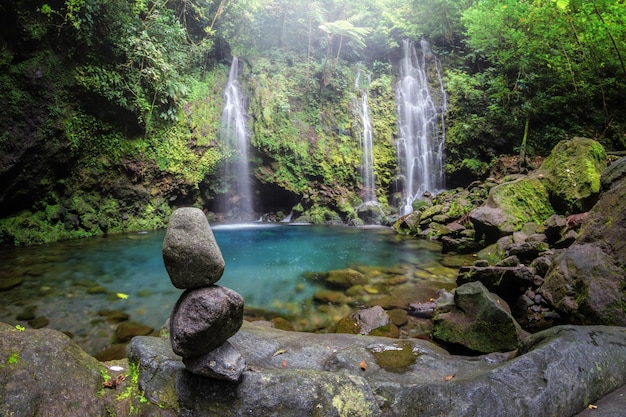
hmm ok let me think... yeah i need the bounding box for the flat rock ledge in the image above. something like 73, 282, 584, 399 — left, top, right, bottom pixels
128, 321, 626, 417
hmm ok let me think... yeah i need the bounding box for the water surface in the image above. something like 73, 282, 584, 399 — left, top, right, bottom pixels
0, 224, 461, 354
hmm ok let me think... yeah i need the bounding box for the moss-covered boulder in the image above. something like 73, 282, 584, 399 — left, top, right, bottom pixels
393, 211, 421, 235
0, 322, 164, 417
539, 137, 607, 214
470, 177, 554, 243
433, 281, 525, 353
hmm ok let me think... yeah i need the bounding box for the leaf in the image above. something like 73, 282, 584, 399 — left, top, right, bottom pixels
272, 349, 288, 357
445, 374, 455, 381
116, 293, 129, 299
587, 404, 598, 410
281, 360, 287, 367
359, 361, 367, 371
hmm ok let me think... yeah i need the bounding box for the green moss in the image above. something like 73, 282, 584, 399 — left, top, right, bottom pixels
490, 177, 554, 229
330, 382, 376, 417
540, 138, 607, 213
368, 341, 420, 372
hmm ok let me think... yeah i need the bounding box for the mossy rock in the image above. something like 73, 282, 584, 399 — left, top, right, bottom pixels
539, 137, 607, 214
324, 268, 366, 289
393, 212, 421, 235
489, 177, 554, 228
470, 177, 554, 242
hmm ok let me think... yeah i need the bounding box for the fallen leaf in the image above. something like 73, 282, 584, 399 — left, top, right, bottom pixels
444, 374, 455, 381
360, 361, 367, 371
103, 374, 126, 389
116, 293, 129, 299
272, 349, 288, 357
281, 360, 287, 367
587, 404, 598, 410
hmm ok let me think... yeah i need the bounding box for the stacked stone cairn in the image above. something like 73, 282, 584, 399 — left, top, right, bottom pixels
162, 207, 246, 382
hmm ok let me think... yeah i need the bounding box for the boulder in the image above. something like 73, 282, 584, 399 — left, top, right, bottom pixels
600, 155, 626, 191
162, 207, 225, 289
541, 243, 626, 326
0, 322, 165, 417
356, 201, 385, 225
539, 137, 607, 214
169, 286, 244, 357
576, 171, 626, 266
3, 320, 626, 417
433, 281, 524, 353
539, 171, 626, 326
470, 177, 554, 243
456, 265, 535, 304
393, 211, 421, 235
127, 322, 626, 417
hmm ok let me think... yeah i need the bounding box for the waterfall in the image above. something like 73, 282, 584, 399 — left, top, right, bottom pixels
354, 68, 377, 203
218, 57, 253, 221
396, 39, 447, 214
359, 93, 376, 203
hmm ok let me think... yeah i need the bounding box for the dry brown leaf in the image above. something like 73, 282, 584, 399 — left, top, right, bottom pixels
281, 360, 287, 367
444, 374, 455, 381
102, 374, 126, 389
587, 404, 598, 410
359, 361, 367, 371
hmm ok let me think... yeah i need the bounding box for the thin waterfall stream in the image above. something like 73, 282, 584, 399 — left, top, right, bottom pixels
396, 39, 447, 214
354, 69, 377, 203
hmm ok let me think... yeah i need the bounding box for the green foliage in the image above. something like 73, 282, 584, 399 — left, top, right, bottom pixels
461, 0, 626, 152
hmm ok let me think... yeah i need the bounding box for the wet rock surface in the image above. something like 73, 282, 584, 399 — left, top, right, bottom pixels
125, 322, 626, 417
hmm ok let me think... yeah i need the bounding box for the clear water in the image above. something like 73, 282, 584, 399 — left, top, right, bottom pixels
0, 224, 460, 354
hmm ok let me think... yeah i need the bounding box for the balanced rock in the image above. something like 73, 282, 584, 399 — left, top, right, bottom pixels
182, 341, 246, 382
162, 207, 225, 289
170, 285, 244, 357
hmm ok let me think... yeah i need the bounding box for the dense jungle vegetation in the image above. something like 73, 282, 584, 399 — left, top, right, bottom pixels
1, 0, 625, 245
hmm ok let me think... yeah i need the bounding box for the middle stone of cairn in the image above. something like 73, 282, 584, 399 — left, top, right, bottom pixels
163, 207, 246, 382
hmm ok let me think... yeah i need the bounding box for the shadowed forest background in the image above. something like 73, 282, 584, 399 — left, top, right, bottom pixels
1, 0, 624, 245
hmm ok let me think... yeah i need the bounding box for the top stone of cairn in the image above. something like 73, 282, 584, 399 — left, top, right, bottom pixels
162, 207, 225, 289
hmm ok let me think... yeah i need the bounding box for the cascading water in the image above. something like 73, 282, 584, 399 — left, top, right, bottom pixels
354, 69, 377, 203
359, 93, 376, 203
218, 57, 253, 220
396, 39, 447, 214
